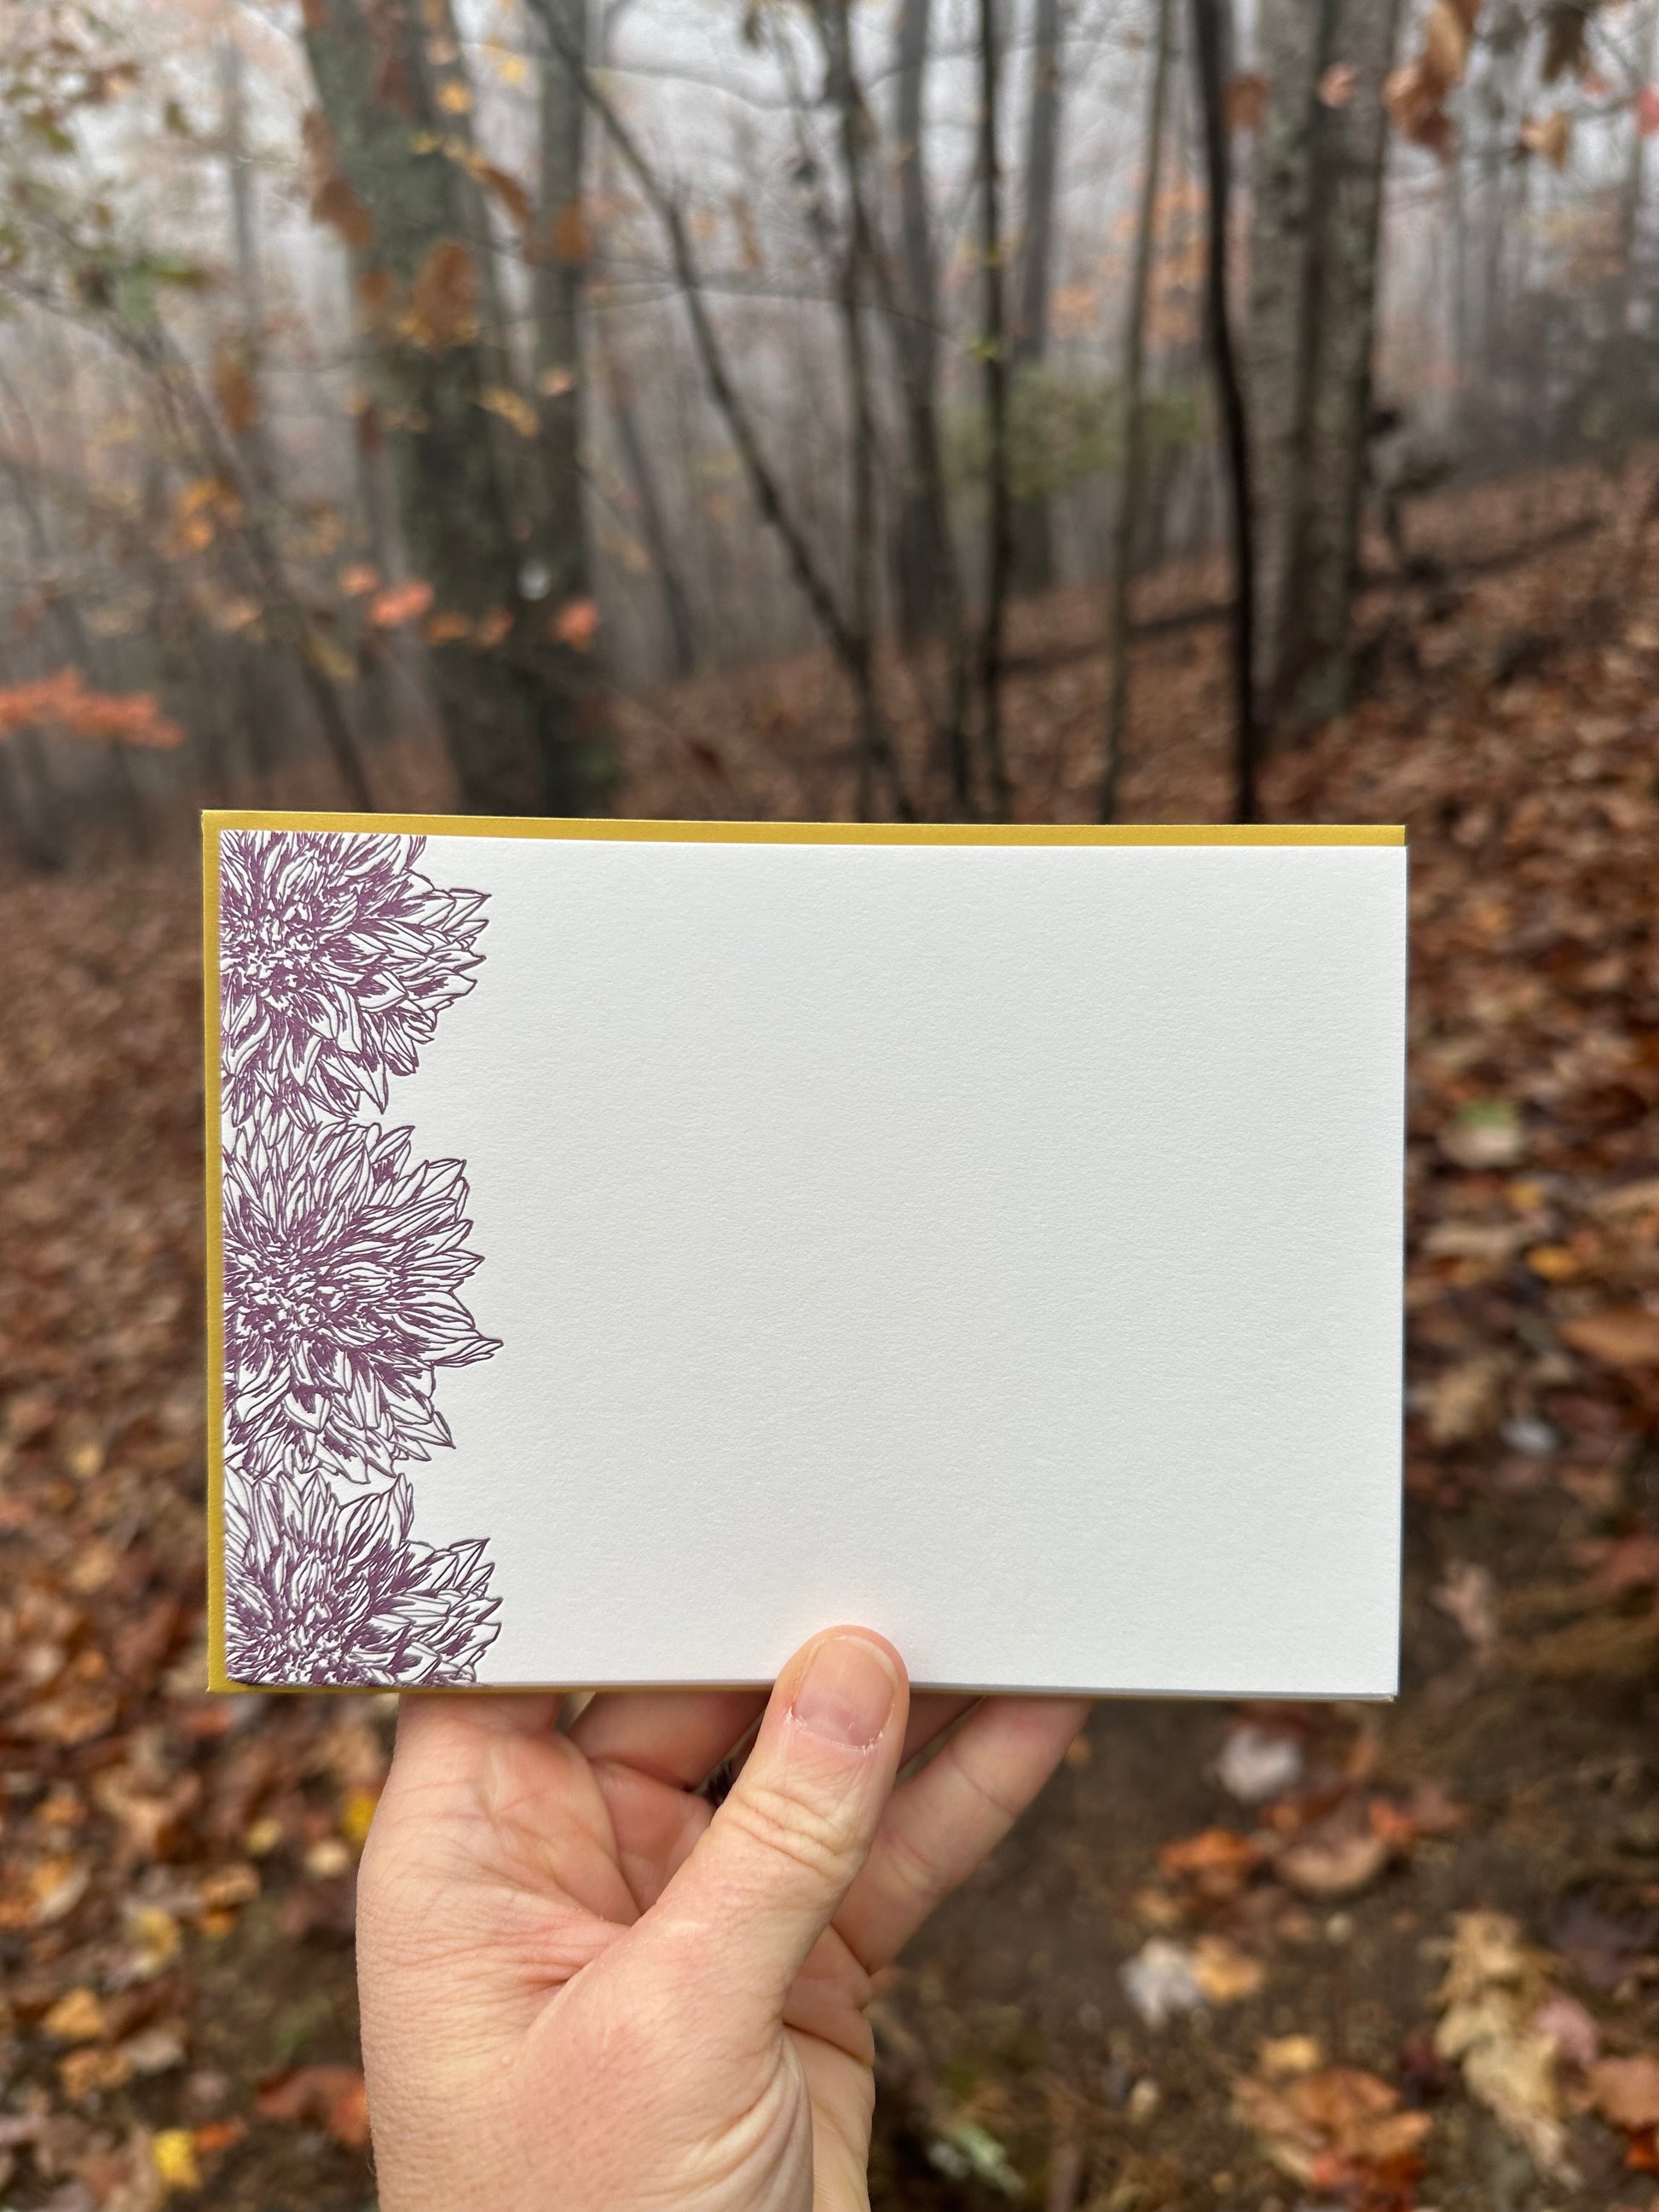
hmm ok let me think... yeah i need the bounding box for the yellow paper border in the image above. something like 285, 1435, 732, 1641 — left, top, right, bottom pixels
202, 810, 1406, 1691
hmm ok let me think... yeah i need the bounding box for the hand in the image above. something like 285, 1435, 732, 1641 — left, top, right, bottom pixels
357, 1631, 1087, 2210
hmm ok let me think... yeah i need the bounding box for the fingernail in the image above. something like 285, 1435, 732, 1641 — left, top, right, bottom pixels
791, 1635, 897, 1749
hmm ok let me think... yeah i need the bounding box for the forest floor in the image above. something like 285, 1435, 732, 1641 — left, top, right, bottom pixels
4, 462, 1659, 2210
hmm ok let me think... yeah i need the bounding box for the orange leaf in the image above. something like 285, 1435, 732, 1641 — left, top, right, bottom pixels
405, 240, 477, 350
257, 2065, 370, 2151
0, 669, 182, 750
552, 596, 600, 650
310, 175, 374, 251
367, 579, 435, 629
1590, 2056, 1659, 2133
477, 162, 533, 230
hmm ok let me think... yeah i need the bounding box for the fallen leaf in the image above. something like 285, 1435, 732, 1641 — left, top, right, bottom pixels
153, 2128, 200, 2193
1434, 1558, 1499, 1658
257, 2065, 371, 2150
1234, 2064, 1431, 2191
1435, 1911, 1572, 2177
1440, 1099, 1524, 1169
1535, 1990, 1598, 2069
1590, 2056, 1659, 2132
1217, 1724, 1304, 1805
30, 1856, 90, 1926
1158, 1826, 1263, 1896
59, 2043, 131, 2099
1277, 1820, 1390, 1900
1121, 1937, 1205, 2028
1258, 2032, 1324, 2077
1421, 1354, 1509, 1445
123, 2022, 188, 2075
1189, 1934, 1266, 2004
1563, 1308, 1659, 1367
42, 1988, 110, 2043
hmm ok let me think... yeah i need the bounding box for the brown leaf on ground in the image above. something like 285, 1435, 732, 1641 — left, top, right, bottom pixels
1233, 2062, 1431, 2192
1562, 1308, 1659, 1367
1275, 1805, 1392, 1900
1589, 2056, 1659, 2133
1422, 1354, 1510, 1444
1435, 1911, 1573, 2178
1157, 1827, 1264, 1899
257, 2065, 371, 2151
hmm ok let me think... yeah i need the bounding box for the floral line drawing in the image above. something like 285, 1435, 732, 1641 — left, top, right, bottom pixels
219, 830, 500, 1685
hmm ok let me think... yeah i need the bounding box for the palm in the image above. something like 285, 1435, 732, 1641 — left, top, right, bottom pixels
361, 1676, 1086, 2211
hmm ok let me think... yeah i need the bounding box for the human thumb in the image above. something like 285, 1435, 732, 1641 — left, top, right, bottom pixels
652, 1628, 909, 2016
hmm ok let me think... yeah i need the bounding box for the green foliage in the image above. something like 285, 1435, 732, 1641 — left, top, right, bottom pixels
946, 362, 1204, 503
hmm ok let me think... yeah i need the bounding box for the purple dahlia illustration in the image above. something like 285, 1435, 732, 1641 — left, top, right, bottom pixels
220, 829, 486, 1129
220, 830, 500, 1686
223, 1470, 498, 1687
223, 1118, 497, 1494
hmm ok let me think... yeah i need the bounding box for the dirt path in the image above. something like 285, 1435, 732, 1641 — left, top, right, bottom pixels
3, 488, 1659, 2210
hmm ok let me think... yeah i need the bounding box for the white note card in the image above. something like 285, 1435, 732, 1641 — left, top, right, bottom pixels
208, 819, 1406, 1698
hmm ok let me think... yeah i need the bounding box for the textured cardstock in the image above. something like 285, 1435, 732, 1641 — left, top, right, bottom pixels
205, 815, 1407, 1697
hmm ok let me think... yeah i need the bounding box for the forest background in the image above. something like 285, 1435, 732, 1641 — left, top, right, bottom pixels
9, 3, 1659, 2210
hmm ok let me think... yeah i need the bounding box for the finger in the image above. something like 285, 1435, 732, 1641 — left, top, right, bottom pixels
569, 1689, 767, 1789
392, 1691, 564, 1770
836, 1695, 1089, 1972
648, 1627, 910, 2017
592, 1759, 715, 1911
901, 1693, 979, 1769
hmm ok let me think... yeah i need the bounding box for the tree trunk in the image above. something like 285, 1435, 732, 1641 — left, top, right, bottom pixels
1286, 0, 1405, 731
530, 0, 607, 791
815, 0, 900, 820
302, 0, 610, 815
1191, 0, 1257, 825
888, 0, 950, 646
1246, 0, 1402, 736
1245, 0, 1328, 720
1100, 0, 1173, 822
1010, 0, 1063, 595
976, 0, 1014, 818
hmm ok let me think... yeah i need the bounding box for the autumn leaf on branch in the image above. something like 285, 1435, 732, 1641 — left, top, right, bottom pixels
403, 239, 478, 350
0, 668, 182, 749
1385, 0, 1481, 155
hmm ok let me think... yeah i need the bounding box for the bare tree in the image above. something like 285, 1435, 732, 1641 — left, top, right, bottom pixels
1011, 0, 1064, 593
1246, 0, 1405, 734
1246, 0, 1326, 722
976, 0, 1014, 819
1191, 0, 1257, 823
1100, 0, 1174, 823
531, 0, 604, 781
527, 0, 912, 817
1292, 0, 1406, 730
888, 0, 951, 648
303, 0, 609, 814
